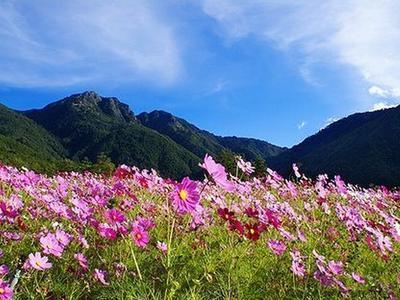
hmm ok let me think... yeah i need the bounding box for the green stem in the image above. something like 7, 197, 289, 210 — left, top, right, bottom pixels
128, 239, 142, 280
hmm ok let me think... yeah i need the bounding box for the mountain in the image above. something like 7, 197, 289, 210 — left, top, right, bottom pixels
24, 92, 201, 179
0, 103, 66, 172
269, 105, 400, 187
137, 110, 285, 161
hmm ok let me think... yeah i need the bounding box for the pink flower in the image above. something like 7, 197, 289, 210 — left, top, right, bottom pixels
267, 239, 286, 256
28, 252, 52, 271
200, 154, 234, 191
74, 253, 88, 270
55, 229, 72, 247
98, 224, 118, 240
290, 250, 305, 277
94, 269, 109, 285
237, 157, 255, 175
131, 226, 149, 248
292, 163, 301, 178
327, 260, 343, 276
351, 272, 366, 284
156, 241, 168, 253
171, 177, 200, 214
105, 208, 126, 224
40, 233, 63, 257
0, 279, 13, 300
0, 265, 8, 277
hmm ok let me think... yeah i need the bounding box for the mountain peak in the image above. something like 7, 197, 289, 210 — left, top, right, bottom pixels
45, 91, 136, 123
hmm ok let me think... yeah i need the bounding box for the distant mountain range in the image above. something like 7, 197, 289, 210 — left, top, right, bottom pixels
0, 91, 399, 187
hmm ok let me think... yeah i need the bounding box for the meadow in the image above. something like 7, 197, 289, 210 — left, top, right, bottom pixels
0, 155, 399, 299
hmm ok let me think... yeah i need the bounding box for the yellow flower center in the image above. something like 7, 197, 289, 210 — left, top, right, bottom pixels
0, 288, 4, 294
136, 233, 142, 240
179, 189, 188, 201
250, 229, 255, 235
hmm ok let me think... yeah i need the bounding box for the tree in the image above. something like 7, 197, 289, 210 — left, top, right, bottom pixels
217, 149, 237, 176
253, 156, 267, 178
91, 153, 115, 176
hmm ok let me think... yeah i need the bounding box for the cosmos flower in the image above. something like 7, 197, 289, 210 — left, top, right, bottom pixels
290, 250, 305, 277
0, 279, 13, 300
94, 269, 109, 286
131, 226, 150, 248
292, 163, 301, 178
105, 208, 126, 224
200, 154, 234, 192
156, 241, 168, 253
0, 265, 8, 277
237, 157, 255, 175
228, 219, 244, 235
245, 223, 261, 241
98, 224, 118, 241
171, 177, 200, 214
74, 253, 88, 270
267, 239, 287, 256
351, 272, 366, 284
40, 233, 64, 257
327, 260, 343, 276
28, 252, 52, 271
217, 208, 235, 222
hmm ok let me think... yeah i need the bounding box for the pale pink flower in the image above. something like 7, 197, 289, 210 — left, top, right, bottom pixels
74, 253, 88, 270
200, 154, 234, 191
94, 269, 109, 285
156, 241, 168, 253
28, 252, 52, 271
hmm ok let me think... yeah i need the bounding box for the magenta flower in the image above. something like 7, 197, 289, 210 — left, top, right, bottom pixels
98, 224, 118, 240
156, 241, 168, 253
40, 233, 64, 257
131, 226, 149, 248
267, 239, 286, 256
74, 253, 88, 270
93, 268, 109, 285
28, 252, 52, 271
0, 279, 13, 300
105, 208, 126, 224
171, 177, 200, 214
200, 154, 234, 191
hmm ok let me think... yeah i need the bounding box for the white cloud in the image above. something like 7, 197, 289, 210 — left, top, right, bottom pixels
0, 0, 182, 87
368, 85, 400, 99
370, 102, 397, 111
201, 0, 400, 100
297, 121, 306, 130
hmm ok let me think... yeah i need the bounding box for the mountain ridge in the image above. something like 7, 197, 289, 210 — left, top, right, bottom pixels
0, 90, 398, 186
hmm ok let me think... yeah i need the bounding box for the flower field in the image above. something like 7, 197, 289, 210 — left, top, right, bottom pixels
0, 155, 400, 299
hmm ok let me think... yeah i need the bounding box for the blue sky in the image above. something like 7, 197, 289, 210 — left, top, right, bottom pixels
0, 0, 399, 147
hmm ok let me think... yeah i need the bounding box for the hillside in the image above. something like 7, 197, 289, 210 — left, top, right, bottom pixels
270, 105, 400, 186
137, 110, 285, 161
0, 103, 66, 172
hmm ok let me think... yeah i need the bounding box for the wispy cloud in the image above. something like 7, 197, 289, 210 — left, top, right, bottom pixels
0, 0, 182, 87
201, 0, 400, 102
297, 121, 306, 130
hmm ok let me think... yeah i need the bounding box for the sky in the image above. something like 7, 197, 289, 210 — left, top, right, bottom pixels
0, 0, 399, 147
